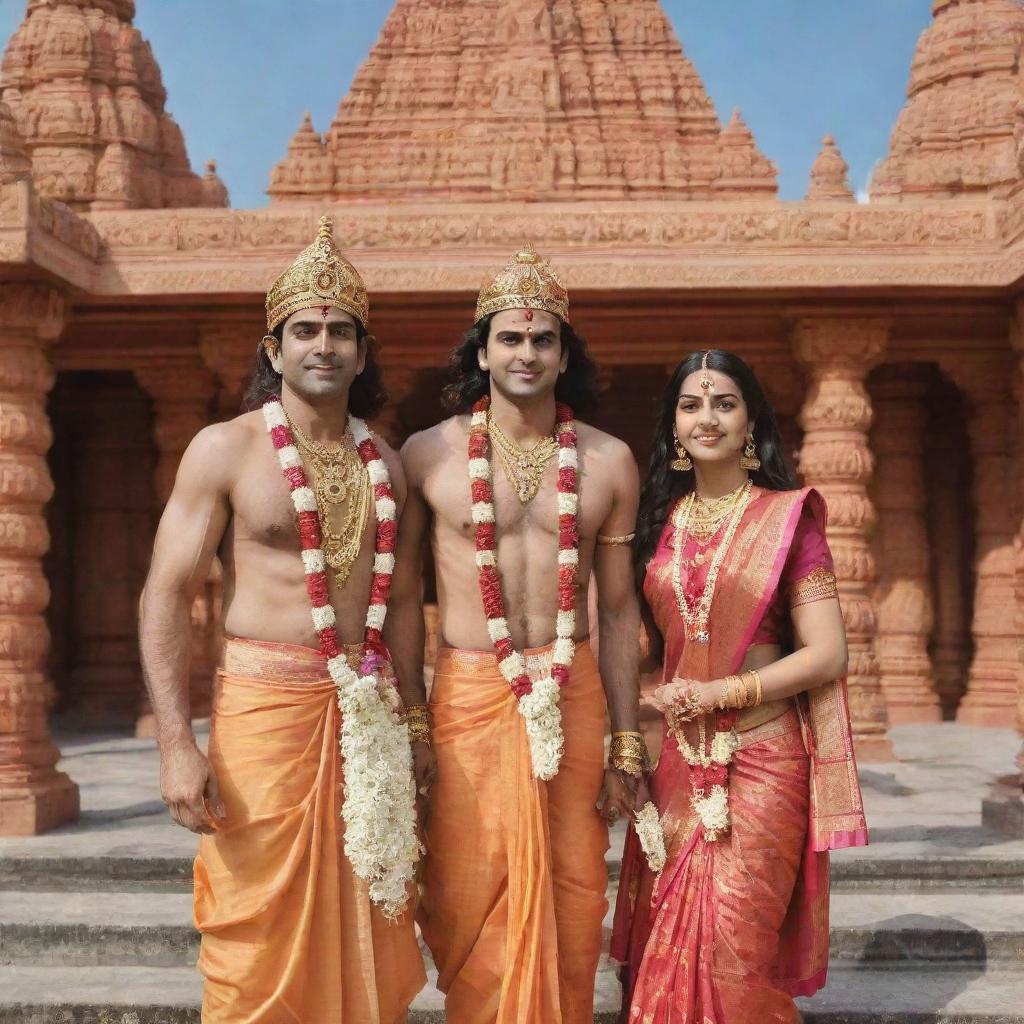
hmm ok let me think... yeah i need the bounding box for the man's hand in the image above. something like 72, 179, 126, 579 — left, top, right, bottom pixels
160, 740, 224, 835
597, 768, 638, 825
412, 741, 437, 796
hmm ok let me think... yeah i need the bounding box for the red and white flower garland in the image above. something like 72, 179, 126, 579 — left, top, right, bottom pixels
263, 396, 419, 919
468, 396, 579, 780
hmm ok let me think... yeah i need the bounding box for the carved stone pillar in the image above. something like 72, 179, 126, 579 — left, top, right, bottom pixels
925, 375, 972, 717
870, 368, 940, 723
0, 283, 79, 834
135, 361, 216, 737
950, 362, 1019, 727
1014, 318, 1024, 735
793, 318, 893, 761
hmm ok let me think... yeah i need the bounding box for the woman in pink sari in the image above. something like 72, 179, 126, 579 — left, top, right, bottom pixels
611, 350, 868, 1024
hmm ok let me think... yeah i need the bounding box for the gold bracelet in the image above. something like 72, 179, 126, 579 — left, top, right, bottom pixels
609, 732, 648, 777
742, 669, 763, 707
405, 703, 432, 746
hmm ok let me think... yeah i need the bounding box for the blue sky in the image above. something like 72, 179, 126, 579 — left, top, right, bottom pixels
0, 1, 930, 207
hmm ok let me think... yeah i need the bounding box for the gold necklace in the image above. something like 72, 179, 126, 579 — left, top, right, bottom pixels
671, 480, 753, 645
286, 413, 370, 588
487, 415, 559, 504
689, 483, 750, 540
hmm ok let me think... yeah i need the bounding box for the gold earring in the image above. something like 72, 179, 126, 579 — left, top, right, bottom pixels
670, 435, 693, 472
739, 435, 761, 471
261, 334, 282, 375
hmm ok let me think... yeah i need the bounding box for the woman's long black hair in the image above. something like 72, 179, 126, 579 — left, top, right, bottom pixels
442, 312, 600, 415
242, 320, 386, 418
634, 349, 796, 590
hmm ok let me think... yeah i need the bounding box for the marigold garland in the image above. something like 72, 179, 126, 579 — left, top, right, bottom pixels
263, 396, 419, 919
469, 395, 579, 780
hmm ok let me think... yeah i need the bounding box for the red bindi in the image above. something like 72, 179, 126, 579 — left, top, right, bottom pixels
524, 309, 534, 321
320, 305, 330, 320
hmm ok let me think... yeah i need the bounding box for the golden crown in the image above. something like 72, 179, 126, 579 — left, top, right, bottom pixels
475, 245, 570, 325
265, 215, 369, 331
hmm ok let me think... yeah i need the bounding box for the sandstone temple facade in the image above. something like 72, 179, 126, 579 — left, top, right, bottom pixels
0, 0, 1022, 834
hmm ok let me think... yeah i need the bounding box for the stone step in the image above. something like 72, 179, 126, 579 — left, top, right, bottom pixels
3, 891, 1023, 969
5, 852, 1024, 892
0, 965, 1021, 1024
796, 965, 1024, 1023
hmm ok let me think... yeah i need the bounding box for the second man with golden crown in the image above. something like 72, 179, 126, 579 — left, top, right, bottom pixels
390, 246, 648, 1023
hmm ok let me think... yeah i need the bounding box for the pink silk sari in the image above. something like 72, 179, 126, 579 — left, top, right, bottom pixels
611, 487, 867, 1024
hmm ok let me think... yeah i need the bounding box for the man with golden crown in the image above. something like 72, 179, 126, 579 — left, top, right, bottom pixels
139, 216, 425, 1022
390, 247, 647, 1023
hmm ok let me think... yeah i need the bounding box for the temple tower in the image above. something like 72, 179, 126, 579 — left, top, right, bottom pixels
0, 0, 227, 210
269, 0, 777, 202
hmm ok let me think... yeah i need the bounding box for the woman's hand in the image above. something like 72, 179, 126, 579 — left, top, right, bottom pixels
644, 677, 718, 722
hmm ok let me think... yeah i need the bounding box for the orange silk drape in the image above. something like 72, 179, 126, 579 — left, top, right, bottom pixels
194, 637, 425, 1024
419, 641, 609, 1024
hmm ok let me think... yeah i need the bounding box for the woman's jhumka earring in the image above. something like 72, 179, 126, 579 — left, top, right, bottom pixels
671, 434, 693, 472
739, 434, 761, 471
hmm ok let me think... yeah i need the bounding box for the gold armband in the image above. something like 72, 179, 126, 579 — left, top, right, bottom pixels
597, 532, 636, 546
405, 703, 432, 746
609, 730, 649, 777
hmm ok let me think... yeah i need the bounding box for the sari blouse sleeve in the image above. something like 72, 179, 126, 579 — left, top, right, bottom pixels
784, 504, 838, 610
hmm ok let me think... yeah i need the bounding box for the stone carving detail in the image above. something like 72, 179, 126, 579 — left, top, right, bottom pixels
871, 0, 1024, 201
0, 282, 79, 835
793, 318, 893, 760
947, 359, 1021, 726
134, 361, 217, 733
870, 369, 941, 723
270, 0, 777, 203
807, 134, 854, 201
0, 0, 228, 211
0, 100, 30, 184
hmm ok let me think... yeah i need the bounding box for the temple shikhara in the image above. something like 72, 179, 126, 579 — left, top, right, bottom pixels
0, 0, 1022, 836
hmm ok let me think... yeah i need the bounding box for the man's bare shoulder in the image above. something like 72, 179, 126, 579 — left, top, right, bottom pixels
575, 420, 638, 472
176, 411, 263, 490
369, 430, 407, 499
401, 416, 470, 480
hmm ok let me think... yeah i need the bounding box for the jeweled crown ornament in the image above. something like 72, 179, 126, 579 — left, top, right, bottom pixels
265, 215, 369, 331
475, 245, 570, 325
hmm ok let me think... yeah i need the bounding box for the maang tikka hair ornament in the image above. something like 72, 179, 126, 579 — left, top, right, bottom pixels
699, 351, 715, 394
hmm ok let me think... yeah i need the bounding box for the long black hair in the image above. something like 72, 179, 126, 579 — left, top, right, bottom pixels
634, 349, 796, 587
442, 312, 600, 415
242, 319, 386, 418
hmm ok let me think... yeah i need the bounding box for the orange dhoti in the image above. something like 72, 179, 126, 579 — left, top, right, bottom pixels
419, 641, 609, 1024
193, 637, 425, 1023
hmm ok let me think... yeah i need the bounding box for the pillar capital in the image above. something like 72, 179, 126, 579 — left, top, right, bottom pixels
0, 282, 65, 340
198, 322, 261, 419
792, 318, 890, 377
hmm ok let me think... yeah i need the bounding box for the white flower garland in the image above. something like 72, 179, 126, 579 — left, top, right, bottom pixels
263, 399, 420, 919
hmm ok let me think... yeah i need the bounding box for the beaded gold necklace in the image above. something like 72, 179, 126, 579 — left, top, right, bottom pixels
671, 480, 753, 645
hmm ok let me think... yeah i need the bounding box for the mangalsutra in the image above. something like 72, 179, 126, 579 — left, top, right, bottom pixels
671, 480, 753, 645
286, 414, 370, 588
487, 415, 559, 505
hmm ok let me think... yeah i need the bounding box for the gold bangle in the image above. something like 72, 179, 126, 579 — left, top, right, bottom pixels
743, 669, 763, 707
405, 703, 432, 746
609, 733, 648, 777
